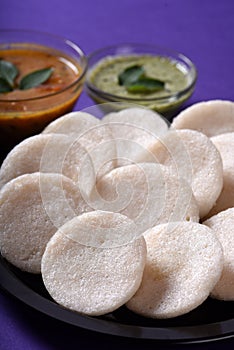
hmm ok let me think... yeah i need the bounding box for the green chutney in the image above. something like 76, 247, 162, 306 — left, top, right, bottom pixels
89, 55, 188, 99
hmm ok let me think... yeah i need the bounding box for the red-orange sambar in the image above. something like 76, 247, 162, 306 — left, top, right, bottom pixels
0, 44, 86, 154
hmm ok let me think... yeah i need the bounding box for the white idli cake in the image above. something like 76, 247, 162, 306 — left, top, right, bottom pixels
0, 134, 60, 189
0, 172, 92, 273
43, 110, 117, 178
0, 114, 117, 196
0, 134, 90, 189
0, 133, 100, 197
149, 129, 223, 218
41, 211, 146, 316
171, 100, 234, 137
39, 135, 100, 197
0, 103, 233, 321
89, 162, 199, 233
203, 207, 234, 301
126, 221, 223, 319
102, 107, 169, 165
42, 111, 100, 137
207, 132, 234, 217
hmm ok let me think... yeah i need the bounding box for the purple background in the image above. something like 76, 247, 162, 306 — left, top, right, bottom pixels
0, 0, 234, 349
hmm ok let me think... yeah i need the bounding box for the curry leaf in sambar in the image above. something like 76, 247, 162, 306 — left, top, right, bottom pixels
0, 60, 18, 87
19, 67, 54, 90
0, 77, 13, 93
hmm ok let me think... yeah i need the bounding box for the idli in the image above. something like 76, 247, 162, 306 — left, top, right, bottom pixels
102, 107, 168, 165
0, 131, 114, 196
42, 111, 100, 138
171, 100, 234, 137
0, 173, 92, 273
41, 211, 146, 316
149, 129, 223, 218
203, 207, 234, 301
0, 134, 87, 189
207, 132, 234, 217
89, 163, 199, 234
126, 221, 223, 319
43, 110, 117, 176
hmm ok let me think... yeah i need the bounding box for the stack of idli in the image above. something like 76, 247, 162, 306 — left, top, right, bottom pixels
0, 110, 117, 273
0, 101, 233, 318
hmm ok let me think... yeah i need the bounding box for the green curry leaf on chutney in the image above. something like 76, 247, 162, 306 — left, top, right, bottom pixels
118, 64, 165, 94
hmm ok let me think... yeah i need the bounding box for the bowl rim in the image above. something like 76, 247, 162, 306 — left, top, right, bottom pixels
0, 29, 88, 102
86, 42, 197, 103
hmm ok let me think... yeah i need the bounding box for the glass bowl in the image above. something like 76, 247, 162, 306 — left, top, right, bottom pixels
86, 43, 197, 119
0, 29, 87, 154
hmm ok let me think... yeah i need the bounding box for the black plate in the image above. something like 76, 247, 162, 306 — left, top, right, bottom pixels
0, 254, 234, 343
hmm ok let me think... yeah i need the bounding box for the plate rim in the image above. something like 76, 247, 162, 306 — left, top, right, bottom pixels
0, 255, 234, 343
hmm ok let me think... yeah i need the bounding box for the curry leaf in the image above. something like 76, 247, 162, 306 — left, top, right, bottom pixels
126, 77, 165, 94
118, 64, 165, 94
118, 65, 144, 86
0, 60, 18, 87
0, 77, 13, 93
19, 67, 54, 90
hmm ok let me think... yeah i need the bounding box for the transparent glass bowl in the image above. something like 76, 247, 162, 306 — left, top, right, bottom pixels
86, 43, 197, 118
0, 29, 87, 153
